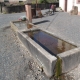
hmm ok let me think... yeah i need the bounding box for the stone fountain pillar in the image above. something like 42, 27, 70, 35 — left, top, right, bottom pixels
25, 0, 32, 23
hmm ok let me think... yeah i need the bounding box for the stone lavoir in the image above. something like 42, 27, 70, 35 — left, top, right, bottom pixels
11, 21, 80, 79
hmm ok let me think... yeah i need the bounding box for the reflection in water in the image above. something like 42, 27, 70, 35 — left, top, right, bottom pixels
27, 30, 76, 56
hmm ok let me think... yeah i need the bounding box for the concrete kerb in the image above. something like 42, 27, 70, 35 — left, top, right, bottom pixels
10, 21, 18, 32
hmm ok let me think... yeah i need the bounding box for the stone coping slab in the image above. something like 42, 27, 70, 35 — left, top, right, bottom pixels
10, 20, 38, 32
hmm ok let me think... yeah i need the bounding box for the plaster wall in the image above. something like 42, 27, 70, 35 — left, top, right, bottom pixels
59, 0, 65, 10
67, 0, 80, 12
67, 0, 73, 12
59, 0, 80, 12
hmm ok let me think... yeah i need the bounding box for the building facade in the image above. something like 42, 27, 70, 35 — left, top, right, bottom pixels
0, 0, 26, 13
59, 0, 80, 15
0, 0, 26, 3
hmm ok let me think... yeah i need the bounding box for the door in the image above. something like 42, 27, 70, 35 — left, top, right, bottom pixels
64, 0, 67, 11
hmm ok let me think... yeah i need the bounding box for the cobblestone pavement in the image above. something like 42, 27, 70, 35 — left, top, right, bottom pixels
0, 11, 80, 80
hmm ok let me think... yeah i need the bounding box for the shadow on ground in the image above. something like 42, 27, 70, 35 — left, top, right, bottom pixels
33, 20, 50, 25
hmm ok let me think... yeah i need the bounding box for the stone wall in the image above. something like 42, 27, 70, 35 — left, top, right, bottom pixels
0, 2, 59, 13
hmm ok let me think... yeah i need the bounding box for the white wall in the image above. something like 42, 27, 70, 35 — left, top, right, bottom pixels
67, 0, 73, 12
75, 0, 80, 12
59, 0, 65, 11
59, 0, 80, 12
67, 0, 80, 12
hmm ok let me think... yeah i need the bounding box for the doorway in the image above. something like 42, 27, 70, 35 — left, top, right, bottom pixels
64, 0, 67, 11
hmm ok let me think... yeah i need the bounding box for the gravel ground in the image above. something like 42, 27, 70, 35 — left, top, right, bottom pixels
0, 26, 51, 80
65, 64, 80, 80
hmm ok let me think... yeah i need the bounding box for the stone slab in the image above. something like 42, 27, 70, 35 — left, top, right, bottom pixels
58, 47, 80, 73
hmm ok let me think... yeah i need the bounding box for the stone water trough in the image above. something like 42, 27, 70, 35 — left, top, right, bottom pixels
10, 21, 80, 77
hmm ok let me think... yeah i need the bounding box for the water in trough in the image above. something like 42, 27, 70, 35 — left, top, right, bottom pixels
26, 30, 76, 56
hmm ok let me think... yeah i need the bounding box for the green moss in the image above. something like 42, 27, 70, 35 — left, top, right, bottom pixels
55, 57, 62, 79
